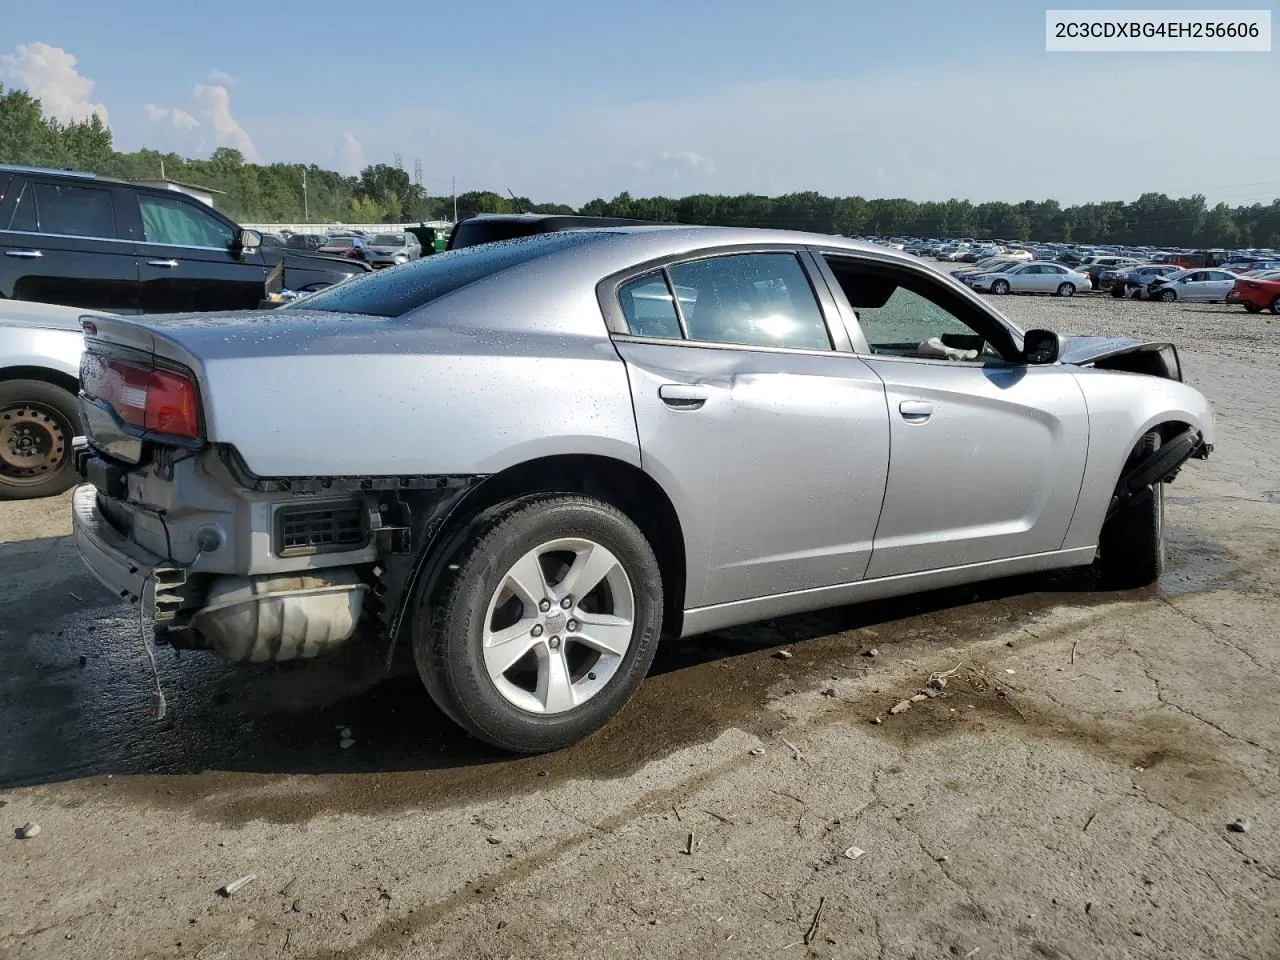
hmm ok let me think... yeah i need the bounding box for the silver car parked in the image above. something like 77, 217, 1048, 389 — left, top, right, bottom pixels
365, 232, 423, 268
71, 227, 1213, 752
0, 300, 109, 499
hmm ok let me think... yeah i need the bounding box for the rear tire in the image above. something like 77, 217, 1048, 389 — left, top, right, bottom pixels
1095, 431, 1165, 590
1270, 296, 1280, 315
1057, 282, 1076, 297
411, 493, 664, 753
1110, 284, 1126, 299
0, 379, 80, 500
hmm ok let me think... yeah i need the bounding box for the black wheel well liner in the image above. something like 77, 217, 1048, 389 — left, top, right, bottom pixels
404, 454, 687, 639
1106, 420, 1203, 522
0, 365, 80, 398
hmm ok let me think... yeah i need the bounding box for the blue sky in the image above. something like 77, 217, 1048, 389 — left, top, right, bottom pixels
3, 0, 1277, 205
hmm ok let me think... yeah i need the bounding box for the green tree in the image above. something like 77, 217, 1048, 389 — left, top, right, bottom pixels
347, 194, 384, 222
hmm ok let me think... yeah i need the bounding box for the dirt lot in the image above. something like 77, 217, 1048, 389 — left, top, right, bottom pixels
2, 284, 1279, 960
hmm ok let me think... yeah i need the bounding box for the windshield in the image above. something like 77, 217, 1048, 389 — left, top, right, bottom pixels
372, 234, 405, 246
289, 230, 606, 318
324, 237, 353, 247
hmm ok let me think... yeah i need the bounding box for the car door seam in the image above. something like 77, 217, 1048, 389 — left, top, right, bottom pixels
861, 362, 894, 575
1058, 371, 1093, 551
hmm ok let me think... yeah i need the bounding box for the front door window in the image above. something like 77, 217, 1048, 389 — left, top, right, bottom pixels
137, 194, 233, 248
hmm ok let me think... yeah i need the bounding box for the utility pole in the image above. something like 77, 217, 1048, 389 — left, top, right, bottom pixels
452, 176, 457, 223
302, 166, 309, 221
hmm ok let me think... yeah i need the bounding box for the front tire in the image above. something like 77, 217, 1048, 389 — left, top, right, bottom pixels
1057, 282, 1076, 297
1242, 303, 1260, 313
412, 494, 664, 753
1270, 296, 1280, 315
1110, 284, 1126, 299
1096, 431, 1165, 590
991, 279, 1010, 295
1157, 288, 1177, 303
0, 379, 80, 500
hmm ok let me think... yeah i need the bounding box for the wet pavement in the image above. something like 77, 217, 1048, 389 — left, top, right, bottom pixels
0, 516, 1244, 819
2, 326, 1279, 959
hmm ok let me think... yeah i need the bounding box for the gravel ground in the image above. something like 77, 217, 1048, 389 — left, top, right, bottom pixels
2, 283, 1278, 960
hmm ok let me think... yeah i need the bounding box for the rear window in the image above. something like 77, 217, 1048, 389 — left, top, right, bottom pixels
291, 230, 606, 317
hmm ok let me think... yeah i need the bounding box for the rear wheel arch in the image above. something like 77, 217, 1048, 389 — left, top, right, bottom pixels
0, 365, 80, 399
413, 454, 687, 638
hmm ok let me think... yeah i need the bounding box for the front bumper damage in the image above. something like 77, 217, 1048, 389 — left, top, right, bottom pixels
1105, 427, 1211, 522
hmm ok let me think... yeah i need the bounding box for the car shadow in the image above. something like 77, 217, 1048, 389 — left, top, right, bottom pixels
0, 530, 1112, 792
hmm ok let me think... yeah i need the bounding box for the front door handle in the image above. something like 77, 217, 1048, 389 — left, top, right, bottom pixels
658, 383, 708, 410
4, 249, 42, 258
899, 400, 933, 423
147, 259, 179, 268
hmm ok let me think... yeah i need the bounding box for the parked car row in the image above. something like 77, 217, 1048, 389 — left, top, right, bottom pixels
865, 235, 1280, 273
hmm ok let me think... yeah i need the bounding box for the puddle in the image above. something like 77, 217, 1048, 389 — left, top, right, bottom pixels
0, 526, 1255, 824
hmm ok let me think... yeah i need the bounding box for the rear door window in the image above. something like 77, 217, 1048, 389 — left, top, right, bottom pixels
666, 253, 832, 351
12, 181, 119, 238
619, 273, 684, 339
6, 182, 38, 232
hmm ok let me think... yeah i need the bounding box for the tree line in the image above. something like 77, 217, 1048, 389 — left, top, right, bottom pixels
2, 85, 1277, 249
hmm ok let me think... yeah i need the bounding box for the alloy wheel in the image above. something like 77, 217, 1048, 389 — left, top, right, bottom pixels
481, 537, 636, 714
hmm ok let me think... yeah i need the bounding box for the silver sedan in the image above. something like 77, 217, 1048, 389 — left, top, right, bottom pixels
365, 232, 423, 268
72, 226, 1213, 753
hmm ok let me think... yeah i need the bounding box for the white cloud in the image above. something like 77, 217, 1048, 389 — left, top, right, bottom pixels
206, 69, 235, 85
0, 42, 108, 125
335, 133, 366, 176
193, 83, 259, 161
633, 150, 715, 177
144, 102, 198, 131
170, 107, 198, 131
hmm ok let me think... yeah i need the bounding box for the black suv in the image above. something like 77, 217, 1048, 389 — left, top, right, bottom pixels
0, 165, 370, 313
445, 213, 661, 251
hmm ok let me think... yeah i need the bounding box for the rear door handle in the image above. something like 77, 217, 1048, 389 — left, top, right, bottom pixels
5, 250, 42, 258
899, 400, 933, 423
147, 259, 179, 268
658, 383, 708, 409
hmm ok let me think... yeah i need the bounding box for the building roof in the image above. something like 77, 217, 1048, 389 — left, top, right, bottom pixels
130, 177, 228, 196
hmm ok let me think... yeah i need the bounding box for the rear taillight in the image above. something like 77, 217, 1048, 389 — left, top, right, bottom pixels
81, 354, 201, 440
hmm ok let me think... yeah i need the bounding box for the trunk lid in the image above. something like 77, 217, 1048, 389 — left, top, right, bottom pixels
81, 308, 399, 368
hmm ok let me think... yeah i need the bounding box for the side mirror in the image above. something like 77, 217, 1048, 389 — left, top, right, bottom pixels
235, 228, 262, 251
1023, 329, 1064, 365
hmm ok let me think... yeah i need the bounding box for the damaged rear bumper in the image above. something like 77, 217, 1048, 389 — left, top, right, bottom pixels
72, 483, 368, 662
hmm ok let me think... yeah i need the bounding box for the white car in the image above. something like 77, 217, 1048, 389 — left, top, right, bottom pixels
0, 300, 111, 499
1146, 268, 1241, 303
967, 261, 1092, 297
